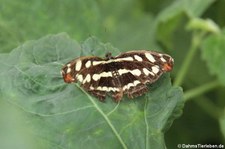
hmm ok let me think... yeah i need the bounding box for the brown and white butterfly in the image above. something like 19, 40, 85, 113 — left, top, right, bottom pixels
61, 50, 174, 102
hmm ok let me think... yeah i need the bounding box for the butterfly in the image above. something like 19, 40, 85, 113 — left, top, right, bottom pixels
61, 50, 174, 102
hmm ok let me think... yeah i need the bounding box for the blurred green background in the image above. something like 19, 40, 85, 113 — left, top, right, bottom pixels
0, 0, 225, 148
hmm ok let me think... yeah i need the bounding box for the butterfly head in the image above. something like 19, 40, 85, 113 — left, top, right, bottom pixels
105, 52, 114, 60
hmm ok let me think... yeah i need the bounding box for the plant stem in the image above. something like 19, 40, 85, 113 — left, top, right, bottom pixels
174, 32, 204, 86
184, 80, 222, 119
144, 97, 149, 149
183, 80, 220, 101
194, 97, 223, 119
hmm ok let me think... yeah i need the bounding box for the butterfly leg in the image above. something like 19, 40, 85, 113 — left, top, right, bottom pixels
127, 84, 148, 99
88, 90, 106, 102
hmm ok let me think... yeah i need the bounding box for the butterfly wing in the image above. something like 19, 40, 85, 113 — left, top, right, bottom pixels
111, 50, 173, 99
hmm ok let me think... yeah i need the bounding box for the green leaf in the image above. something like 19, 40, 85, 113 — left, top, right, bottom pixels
157, 0, 215, 20
201, 29, 225, 85
186, 18, 220, 33
156, 0, 215, 49
0, 33, 183, 149
0, 0, 156, 53
81, 36, 120, 56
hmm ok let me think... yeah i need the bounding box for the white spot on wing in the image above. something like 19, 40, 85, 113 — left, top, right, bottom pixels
92, 57, 134, 66
76, 74, 83, 82
66, 67, 71, 73
121, 57, 133, 61
109, 87, 119, 92
85, 60, 91, 68
94, 86, 119, 92
92, 72, 112, 81
102, 86, 107, 91
75, 60, 82, 71
83, 74, 91, 83
93, 61, 103, 66
100, 72, 112, 77
152, 66, 159, 74
131, 69, 141, 76
133, 80, 140, 86
134, 55, 143, 61
145, 53, 156, 63
97, 86, 102, 90
118, 69, 129, 75
123, 80, 141, 91
123, 83, 134, 91
97, 86, 105, 91
92, 74, 100, 81
108, 87, 113, 92
87, 74, 91, 83
90, 86, 94, 90
118, 69, 142, 76
143, 68, 149, 75
143, 68, 155, 76
160, 57, 166, 62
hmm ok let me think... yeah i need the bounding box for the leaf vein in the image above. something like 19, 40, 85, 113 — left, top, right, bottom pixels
77, 85, 128, 149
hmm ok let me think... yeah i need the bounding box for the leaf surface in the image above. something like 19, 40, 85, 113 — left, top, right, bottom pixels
0, 33, 183, 149
201, 29, 225, 85
156, 0, 215, 49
